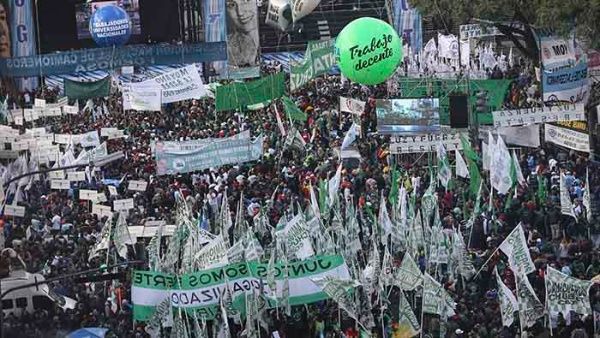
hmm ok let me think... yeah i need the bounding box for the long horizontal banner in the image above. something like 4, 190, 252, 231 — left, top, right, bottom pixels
492, 103, 585, 127
0, 42, 227, 77
544, 123, 590, 153
155, 135, 263, 175
390, 132, 467, 154
132, 255, 350, 321
152, 130, 250, 154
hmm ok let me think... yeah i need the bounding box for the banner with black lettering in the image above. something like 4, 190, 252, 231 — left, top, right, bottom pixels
390, 132, 467, 154
132, 255, 350, 321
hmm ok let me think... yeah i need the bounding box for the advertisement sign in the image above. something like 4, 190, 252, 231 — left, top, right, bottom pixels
0, 42, 227, 77
544, 123, 590, 153
492, 103, 585, 127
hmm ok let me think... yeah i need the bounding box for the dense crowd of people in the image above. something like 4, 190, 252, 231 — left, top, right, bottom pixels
0, 57, 598, 338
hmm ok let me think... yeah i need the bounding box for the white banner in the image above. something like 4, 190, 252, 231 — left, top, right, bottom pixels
34, 98, 46, 108
128, 180, 148, 192
123, 82, 162, 111
63, 105, 79, 115
459, 24, 500, 41
492, 104, 585, 127
79, 189, 98, 201
544, 124, 590, 153
390, 132, 467, 154
114, 198, 135, 211
4, 205, 25, 217
67, 171, 86, 182
265, 0, 291, 31
499, 125, 541, 148
539, 35, 575, 70
92, 204, 114, 219
48, 170, 65, 180
50, 179, 71, 190
145, 65, 206, 103
339, 96, 366, 115
80, 131, 100, 148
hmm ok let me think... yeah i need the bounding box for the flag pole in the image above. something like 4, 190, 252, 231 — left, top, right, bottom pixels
472, 246, 500, 279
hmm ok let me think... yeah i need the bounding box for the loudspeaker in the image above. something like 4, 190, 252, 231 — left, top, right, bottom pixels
449, 94, 469, 128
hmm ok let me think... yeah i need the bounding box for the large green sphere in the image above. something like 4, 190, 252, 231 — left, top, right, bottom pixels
335, 17, 402, 85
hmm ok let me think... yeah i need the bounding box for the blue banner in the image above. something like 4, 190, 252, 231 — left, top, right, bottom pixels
542, 61, 589, 104
8, 0, 38, 90
0, 42, 227, 78
394, 0, 422, 56
204, 0, 226, 75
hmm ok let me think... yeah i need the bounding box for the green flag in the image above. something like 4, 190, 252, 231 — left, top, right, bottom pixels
388, 166, 400, 206
537, 175, 547, 205
281, 96, 307, 122
64, 76, 110, 100
318, 179, 328, 215
460, 135, 481, 197
215, 72, 285, 111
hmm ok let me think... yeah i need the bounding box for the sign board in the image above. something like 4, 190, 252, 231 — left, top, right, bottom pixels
492, 103, 585, 127
79, 189, 98, 201
114, 198, 135, 211
48, 170, 65, 180
544, 123, 590, 153
128, 180, 148, 192
50, 180, 71, 190
390, 132, 467, 154
459, 24, 501, 40
92, 204, 114, 219
67, 171, 86, 182
4, 205, 25, 217
339, 96, 366, 115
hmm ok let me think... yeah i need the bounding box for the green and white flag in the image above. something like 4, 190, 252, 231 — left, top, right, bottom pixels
380, 246, 395, 288
328, 163, 342, 208
495, 268, 518, 327
113, 212, 134, 259
451, 230, 475, 279
89, 217, 112, 261
560, 173, 577, 221
546, 266, 593, 317
132, 255, 350, 321
498, 223, 535, 276
437, 143, 451, 189
423, 273, 456, 316
290, 39, 336, 91
511, 151, 526, 186
276, 213, 314, 259
194, 235, 229, 269
408, 209, 424, 256
455, 149, 469, 179
583, 169, 593, 223
395, 252, 423, 291
491, 133, 512, 194
515, 273, 544, 328
397, 291, 420, 337
311, 276, 361, 324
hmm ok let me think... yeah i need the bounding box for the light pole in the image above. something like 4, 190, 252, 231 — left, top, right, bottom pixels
0, 260, 144, 338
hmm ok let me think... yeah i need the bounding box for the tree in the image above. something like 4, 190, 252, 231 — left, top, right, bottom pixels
409, 0, 600, 64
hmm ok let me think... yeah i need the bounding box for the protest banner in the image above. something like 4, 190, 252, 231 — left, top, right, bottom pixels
390, 132, 467, 154
194, 236, 229, 269
67, 172, 86, 182
544, 123, 590, 153
23, 108, 39, 122
34, 98, 46, 108
122, 82, 162, 111
542, 62, 589, 104
155, 135, 264, 175
79, 131, 101, 148
148, 64, 206, 103
79, 190, 98, 201
131, 255, 350, 321
100, 128, 125, 139
492, 103, 585, 127
215, 73, 285, 111
62, 105, 79, 115
339, 96, 366, 115
153, 130, 251, 153
50, 180, 71, 190
4, 205, 25, 217
92, 204, 114, 219
128, 180, 148, 192
538, 34, 576, 70
0, 42, 227, 77
459, 24, 500, 40
290, 39, 336, 91
48, 170, 65, 180
114, 198, 135, 211
108, 186, 118, 197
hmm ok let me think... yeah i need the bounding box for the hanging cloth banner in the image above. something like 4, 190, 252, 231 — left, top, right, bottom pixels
122, 82, 162, 111
131, 255, 350, 321
64, 76, 111, 100
215, 72, 286, 111
542, 61, 589, 104
290, 39, 336, 91
544, 123, 590, 153
146, 64, 207, 103
492, 103, 585, 127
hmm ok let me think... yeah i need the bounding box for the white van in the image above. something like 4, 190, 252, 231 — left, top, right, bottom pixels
1, 270, 76, 316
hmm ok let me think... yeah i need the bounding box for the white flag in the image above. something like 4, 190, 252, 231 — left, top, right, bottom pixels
516, 273, 544, 328
546, 266, 593, 317
397, 291, 420, 337
491, 133, 512, 194
498, 223, 535, 275
395, 252, 423, 291
583, 169, 593, 223
560, 173, 577, 221
378, 193, 393, 244
311, 276, 360, 321
437, 143, 451, 188
495, 268, 518, 327
341, 123, 358, 150
455, 149, 469, 178
80, 130, 101, 148
328, 163, 342, 207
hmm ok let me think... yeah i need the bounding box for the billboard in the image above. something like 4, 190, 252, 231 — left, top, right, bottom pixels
376, 98, 440, 134
75, 0, 141, 40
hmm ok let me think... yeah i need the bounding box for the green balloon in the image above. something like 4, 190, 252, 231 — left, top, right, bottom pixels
335, 17, 402, 85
